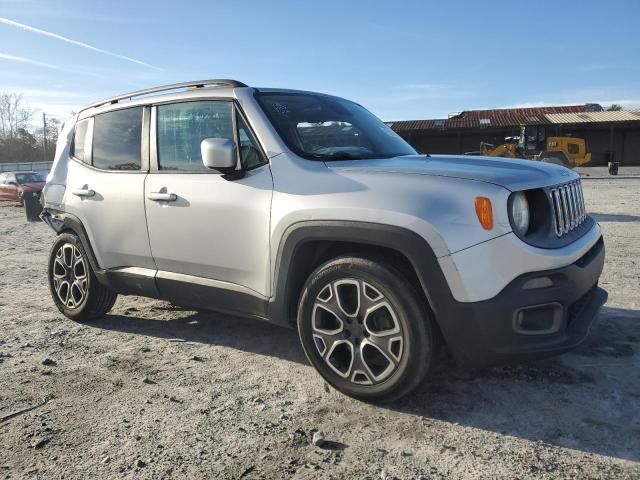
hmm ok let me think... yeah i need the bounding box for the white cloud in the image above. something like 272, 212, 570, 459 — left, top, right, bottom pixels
591, 99, 640, 110
25, 100, 81, 124
5, 88, 79, 99
396, 83, 450, 90
503, 99, 640, 110
502, 101, 580, 109
0, 16, 161, 70
0, 52, 64, 70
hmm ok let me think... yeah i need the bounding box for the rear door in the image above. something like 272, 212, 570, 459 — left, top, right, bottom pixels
63, 107, 155, 272
144, 100, 273, 305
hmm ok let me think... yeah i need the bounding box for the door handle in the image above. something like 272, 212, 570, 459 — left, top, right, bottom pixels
71, 188, 95, 198
147, 192, 177, 202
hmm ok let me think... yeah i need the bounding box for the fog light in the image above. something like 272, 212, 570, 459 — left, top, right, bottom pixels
513, 303, 563, 335
522, 276, 554, 289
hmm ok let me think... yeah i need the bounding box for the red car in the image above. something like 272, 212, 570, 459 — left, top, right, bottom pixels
0, 171, 46, 205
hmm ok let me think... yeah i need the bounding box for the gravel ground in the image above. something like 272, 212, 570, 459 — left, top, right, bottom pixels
0, 179, 639, 480
575, 166, 640, 178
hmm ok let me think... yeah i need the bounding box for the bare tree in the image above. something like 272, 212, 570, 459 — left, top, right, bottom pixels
0, 92, 33, 138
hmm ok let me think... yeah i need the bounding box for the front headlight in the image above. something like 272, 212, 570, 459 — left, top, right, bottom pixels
510, 191, 530, 235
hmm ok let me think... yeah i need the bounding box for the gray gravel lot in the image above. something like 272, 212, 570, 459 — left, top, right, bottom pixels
0, 179, 639, 479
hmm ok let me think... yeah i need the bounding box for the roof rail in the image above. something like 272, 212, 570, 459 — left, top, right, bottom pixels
81, 79, 248, 111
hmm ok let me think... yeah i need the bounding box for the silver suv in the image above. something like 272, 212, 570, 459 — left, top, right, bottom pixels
42, 79, 607, 401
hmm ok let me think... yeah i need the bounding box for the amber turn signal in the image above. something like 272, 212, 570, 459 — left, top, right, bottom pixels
474, 197, 493, 230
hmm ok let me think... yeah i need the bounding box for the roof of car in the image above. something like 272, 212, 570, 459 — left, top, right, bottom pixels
82, 79, 247, 110
76, 82, 343, 120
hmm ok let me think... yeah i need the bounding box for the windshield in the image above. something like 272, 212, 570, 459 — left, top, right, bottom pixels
15, 173, 41, 184
256, 92, 417, 160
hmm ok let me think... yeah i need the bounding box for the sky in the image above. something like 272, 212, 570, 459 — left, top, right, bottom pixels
1, 0, 639, 125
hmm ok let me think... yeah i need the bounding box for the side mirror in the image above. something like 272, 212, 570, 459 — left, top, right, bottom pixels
201, 138, 236, 171
8, 181, 16, 186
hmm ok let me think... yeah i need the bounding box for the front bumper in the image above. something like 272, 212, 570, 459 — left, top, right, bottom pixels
435, 236, 607, 368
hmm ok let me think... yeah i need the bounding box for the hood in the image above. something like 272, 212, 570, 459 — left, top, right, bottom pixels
325, 154, 578, 191
18, 182, 45, 192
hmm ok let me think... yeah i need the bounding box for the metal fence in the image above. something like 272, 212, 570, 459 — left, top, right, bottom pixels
0, 161, 53, 172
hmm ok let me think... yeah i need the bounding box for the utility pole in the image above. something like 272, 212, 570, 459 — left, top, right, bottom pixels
42, 112, 47, 162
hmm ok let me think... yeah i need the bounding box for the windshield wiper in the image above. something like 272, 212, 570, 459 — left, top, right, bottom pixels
307, 151, 362, 160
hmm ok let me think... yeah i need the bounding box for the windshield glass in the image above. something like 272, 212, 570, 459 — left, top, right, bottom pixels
256, 92, 416, 160
15, 173, 41, 184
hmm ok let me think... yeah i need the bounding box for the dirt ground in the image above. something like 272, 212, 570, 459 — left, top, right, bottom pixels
0, 179, 639, 480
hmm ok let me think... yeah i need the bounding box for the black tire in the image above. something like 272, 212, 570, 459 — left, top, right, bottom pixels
297, 256, 438, 402
48, 233, 117, 322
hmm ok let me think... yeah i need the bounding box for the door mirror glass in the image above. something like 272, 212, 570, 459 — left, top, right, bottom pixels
201, 138, 236, 170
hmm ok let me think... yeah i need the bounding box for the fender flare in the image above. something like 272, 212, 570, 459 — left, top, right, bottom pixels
267, 220, 456, 329
41, 209, 103, 275
42, 209, 160, 297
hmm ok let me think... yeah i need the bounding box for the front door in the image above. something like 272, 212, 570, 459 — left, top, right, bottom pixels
144, 100, 273, 309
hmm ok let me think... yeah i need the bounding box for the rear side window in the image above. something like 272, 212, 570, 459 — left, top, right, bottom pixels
93, 107, 143, 170
157, 101, 233, 171
567, 143, 580, 154
71, 119, 90, 163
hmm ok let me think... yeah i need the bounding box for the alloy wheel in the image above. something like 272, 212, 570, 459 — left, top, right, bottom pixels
52, 243, 88, 309
311, 279, 404, 386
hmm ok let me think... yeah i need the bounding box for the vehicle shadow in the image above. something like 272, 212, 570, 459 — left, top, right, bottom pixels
93, 305, 307, 365
384, 305, 640, 462
92, 304, 639, 462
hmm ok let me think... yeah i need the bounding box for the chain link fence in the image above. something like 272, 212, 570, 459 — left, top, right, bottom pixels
0, 161, 53, 173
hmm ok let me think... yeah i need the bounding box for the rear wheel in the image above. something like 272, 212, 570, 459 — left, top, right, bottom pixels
297, 256, 438, 402
48, 233, 117, 321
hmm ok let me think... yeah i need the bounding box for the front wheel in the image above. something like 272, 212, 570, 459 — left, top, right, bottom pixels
297, 256, 438, 402
48, 233, 117, 321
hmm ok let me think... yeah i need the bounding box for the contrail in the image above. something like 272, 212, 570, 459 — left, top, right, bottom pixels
0, 52, 64, 71
0, 17, 161, 70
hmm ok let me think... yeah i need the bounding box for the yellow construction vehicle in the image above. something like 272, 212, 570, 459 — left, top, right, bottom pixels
479, 126, 592, 168
480, 137, 519, 158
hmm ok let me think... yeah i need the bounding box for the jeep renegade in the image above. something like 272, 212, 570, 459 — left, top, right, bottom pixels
41, 80, 607, 401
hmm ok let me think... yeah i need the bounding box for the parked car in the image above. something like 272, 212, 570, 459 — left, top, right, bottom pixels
0, 171, 45, 205
34, 170, 50, 181
41, 80, 607, 401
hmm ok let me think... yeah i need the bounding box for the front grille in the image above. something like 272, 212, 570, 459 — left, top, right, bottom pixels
550, 180, 586, 237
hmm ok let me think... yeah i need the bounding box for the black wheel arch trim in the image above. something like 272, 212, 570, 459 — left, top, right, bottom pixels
41, 209, 159, 297
267, 220, 452, 329
42, 209, 103, 276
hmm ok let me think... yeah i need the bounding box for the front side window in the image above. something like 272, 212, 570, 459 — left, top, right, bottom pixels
237, 115, 264, 169
93, 107, 143, 170
71, 119, 90, 163
256, 92, 416, 160
157, 101, 234, 171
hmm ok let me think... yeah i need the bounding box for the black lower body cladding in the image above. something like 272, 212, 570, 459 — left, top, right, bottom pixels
438, 237, 607, 368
